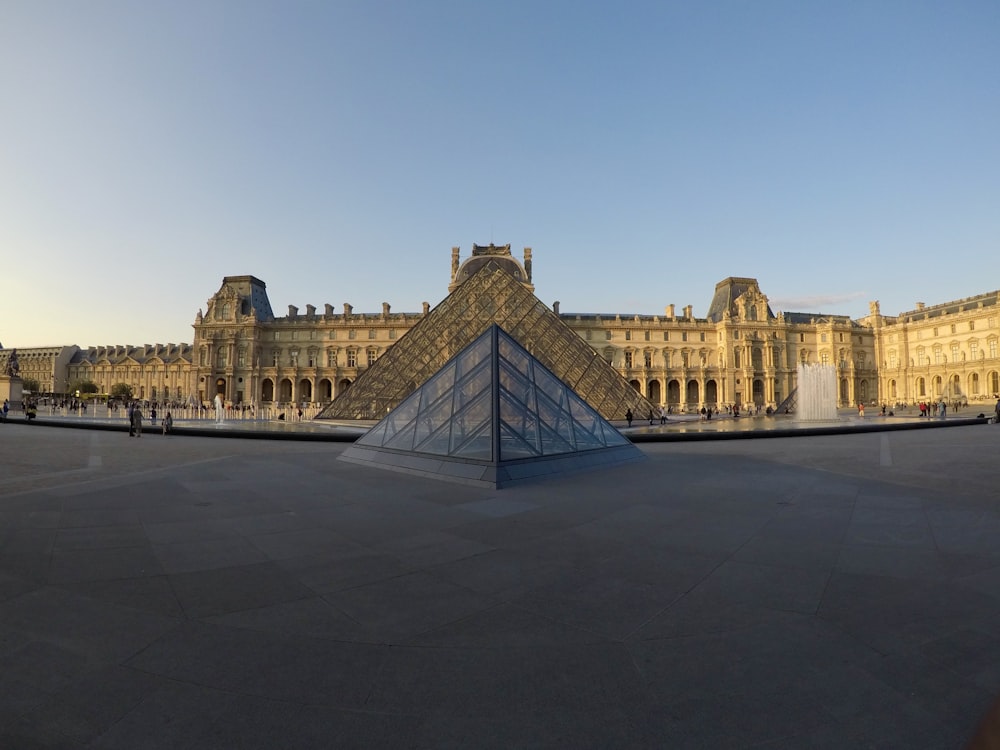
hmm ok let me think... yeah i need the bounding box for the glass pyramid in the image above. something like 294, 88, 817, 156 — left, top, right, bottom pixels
340, 324, 644, 488
317, 260, 658, 423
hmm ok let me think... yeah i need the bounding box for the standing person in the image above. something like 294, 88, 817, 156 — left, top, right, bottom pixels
162, 411, 173, 435
625, 408, 633, 428
939, 400, 947, 419
127, 401, 136, 436
150, 405, 157, 426
132, 403, 143, 437
994, 398, 1000, 424
659, 406, 666, 424
858, 403, 865, 418
1, 399, 8, 423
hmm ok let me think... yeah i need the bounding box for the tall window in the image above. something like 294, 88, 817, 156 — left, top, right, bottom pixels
238, 349, 246, 367
290, 350, 299, 366
934, 348, 943, 365
821, 352, 830, 365
216, 348, 227, 367
991, 339, 998, 358
348, 330, 356, 340
951, 343, 960, 363
625, 330, 632, 341
889, 351, 898, 369
624, 351, 633, 368
367, 349, 377, 367
347, 350, 357, 367
643, 352, 652, 368
970, 341, 979, 360
271, 351, 279, 367
368, 329, 376, 340
326, 350, 336, 367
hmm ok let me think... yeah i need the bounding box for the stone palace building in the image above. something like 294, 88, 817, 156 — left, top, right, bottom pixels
4, 243, 1000, 412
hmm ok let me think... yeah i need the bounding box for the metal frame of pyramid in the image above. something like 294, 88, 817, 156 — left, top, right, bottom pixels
339, 324, 646, 488
316, 260, 658, 422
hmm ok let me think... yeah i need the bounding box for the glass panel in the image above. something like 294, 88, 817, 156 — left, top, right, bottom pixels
449, 390, 492, 457
499, 420, 541, 459
499, 391, 540, 454
537, 420, 575, 455
451, 419, 493, 460
382, 419, 418, 451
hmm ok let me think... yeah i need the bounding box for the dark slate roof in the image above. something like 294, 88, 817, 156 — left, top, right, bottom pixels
705, 277, 775, 323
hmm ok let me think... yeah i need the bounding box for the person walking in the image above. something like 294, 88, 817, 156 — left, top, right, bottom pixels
162, 411, 173, 435
625, 408, 633, 428
994, 398, 1000, 424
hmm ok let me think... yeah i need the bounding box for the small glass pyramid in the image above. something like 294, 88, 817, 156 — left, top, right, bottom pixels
342, 324, 642, 487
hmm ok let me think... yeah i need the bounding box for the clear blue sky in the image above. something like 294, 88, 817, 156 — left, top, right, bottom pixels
2, 1, 998, 348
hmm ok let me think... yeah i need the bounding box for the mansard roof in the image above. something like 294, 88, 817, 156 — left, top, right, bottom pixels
706, 277, 775, 323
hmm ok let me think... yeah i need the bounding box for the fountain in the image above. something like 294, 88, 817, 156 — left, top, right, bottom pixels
796, 363, 838, 421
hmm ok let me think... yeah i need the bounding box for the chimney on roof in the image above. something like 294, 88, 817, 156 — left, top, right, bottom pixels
382, 302, 390, 318
288, 305, 298, 318
324, 303, 334, 316
666, 304, 675, 318
683, 305, 693, 319
916, 302, 925, 310
552, 301, 560, 314
343, 303, 353, 317
305, 304, 315, 317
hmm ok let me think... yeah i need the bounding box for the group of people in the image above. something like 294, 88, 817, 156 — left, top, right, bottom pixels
127, 401, 173, 437
916, 400, 948, 419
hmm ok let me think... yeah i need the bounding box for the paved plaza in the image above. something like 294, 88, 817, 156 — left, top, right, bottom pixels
1, 419, 999, 748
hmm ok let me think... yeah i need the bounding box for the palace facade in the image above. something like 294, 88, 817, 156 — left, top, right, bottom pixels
6, 243, 999, 410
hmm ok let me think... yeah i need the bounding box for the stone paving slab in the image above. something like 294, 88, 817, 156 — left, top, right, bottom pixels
1, 421, 1000, 747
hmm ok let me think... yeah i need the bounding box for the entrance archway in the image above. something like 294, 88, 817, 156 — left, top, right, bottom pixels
318, 379, 333, 401
279, 378, 293, 402
648, 380, 662, 404
752, 379, 764, 405
705, 380, 718, 406
298, 379, 313, 402
667, 379, 681, 406
686, 380, 699, 405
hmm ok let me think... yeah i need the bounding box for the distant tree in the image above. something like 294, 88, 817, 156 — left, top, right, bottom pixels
21, 377, 40, 393
69, 379, 99, 395
110, 383, 133, 400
